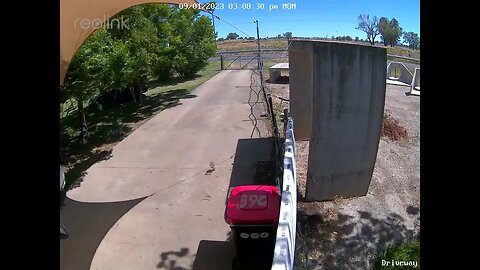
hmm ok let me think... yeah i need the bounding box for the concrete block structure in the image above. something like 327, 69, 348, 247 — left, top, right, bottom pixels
289, 42, 314, 140
269, 63, 289, 83
289, 40, 386, 201
386, 61, 413, 87
410, 68, 420, 96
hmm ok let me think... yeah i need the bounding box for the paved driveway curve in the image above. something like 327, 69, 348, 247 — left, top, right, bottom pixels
60, 70, 267, 270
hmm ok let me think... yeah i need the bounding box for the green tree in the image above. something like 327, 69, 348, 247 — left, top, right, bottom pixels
377, 17, 403, 47
356, 14, 379, 45
403, 31, 420, 50
169, 8, 216, 78
127, 7, 159, 103
141, 4, 175, 81
226, 32, 239, 40
283, 32, 293, 40
386, 18, 402, 47
63, 28, 111, 142
378, 17, 389, 46
62, 4, 217, 141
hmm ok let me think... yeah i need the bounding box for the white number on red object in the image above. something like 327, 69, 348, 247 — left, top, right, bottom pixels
239, 193, 267, 209
257, 194, 267, 207
239, 194, 248, 208
248, 194, 258, 207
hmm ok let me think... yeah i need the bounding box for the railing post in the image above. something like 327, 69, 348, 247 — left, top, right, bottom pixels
283, 108, 288, 132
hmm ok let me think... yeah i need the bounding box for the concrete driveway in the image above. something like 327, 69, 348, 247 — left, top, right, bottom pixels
60, 70, 269, 270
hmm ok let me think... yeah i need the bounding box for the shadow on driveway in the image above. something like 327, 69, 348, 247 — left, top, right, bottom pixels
192, 240, 234, 270
60, 196, 147, 270
228, 137, 276, 188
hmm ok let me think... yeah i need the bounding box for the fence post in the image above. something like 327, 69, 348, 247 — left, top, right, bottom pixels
220, 55, 224, 70
283, 108, 288, 132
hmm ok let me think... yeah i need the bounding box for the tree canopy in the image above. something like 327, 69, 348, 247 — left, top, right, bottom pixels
355, 14, 379, 45
378, 17, 403, 47
403, 31, 420, 50
63, 4, 216, 141
283, 32, 293, 40
226, 32, 239, 40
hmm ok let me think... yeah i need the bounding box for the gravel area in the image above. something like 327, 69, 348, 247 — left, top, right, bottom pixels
268, 80, 420, 269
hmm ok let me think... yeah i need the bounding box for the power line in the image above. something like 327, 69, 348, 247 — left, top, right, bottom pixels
203, 10, 253, 38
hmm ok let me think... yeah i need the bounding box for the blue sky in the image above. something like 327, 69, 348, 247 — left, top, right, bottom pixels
200, 0, 420, 40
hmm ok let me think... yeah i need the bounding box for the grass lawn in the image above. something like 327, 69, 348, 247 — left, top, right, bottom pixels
373, 238, 420, 269
61, 61, 221, 189
217, 39, 420, 60
217, 38, 288, 51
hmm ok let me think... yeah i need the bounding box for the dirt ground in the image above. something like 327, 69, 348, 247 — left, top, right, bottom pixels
267, 79, 420, 269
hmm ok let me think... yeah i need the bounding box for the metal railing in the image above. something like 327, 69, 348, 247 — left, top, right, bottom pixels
387, 54, 420, 63
271, 116, 297, 270
217, 48, 285, 55
216, 49, 419, 62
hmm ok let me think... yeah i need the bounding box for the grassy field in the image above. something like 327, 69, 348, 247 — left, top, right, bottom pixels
217, 38, 420, 59
373, 238, 420, 269
217, 38, 288, 51
61, 61, 221, 188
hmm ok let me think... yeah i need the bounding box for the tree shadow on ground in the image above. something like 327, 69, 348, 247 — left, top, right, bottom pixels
61, 88, 197, 189
66, 149, 113, 190
296, 208, 417, 270
267, 76, 289, 84
157, 248, 192, 270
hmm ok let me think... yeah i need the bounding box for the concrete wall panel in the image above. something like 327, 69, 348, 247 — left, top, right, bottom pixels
289, 42, 313, 140
288, 40, 386, 201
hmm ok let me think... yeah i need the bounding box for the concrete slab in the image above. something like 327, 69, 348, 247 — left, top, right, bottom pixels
90, 167, 234, 270
288, 40, 386, 201
410, 89, 420, 96
387, 79, 410, 87
410, 68, 420, 96
270, 63, 289, 69
269, 63, 289, 83
386, 62, 413, 86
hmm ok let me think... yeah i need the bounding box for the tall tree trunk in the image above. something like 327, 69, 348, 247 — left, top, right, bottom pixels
137, 84, 143, 105
129, 85, 137, 103
77, 96, 88, 143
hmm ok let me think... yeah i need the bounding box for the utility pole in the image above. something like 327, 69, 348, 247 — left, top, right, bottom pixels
211, 12, 216, 38
254, 20, 262, 73
254, 20, 268, 116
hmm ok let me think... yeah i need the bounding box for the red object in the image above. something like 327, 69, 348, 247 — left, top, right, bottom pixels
225, 185, 280, 225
